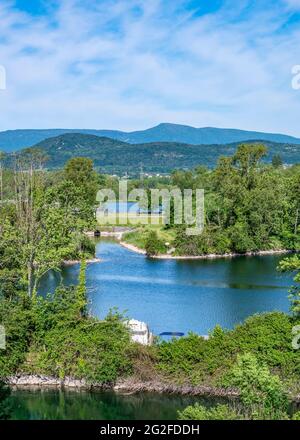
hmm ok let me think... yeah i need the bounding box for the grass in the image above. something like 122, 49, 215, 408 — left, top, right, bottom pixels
122, 225, 176, 250
97, 212, 164, 227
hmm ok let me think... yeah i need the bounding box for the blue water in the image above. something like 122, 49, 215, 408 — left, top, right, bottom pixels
100, 201, 162, 215
39, 240, 293, 335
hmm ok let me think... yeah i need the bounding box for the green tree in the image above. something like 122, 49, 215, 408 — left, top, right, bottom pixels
223, 353, 289, 420
279, 255, 300, 317
76, 260, 87, 318
145, 231, 165, 256
272, 154, 283, 168
64, 157, 98, 207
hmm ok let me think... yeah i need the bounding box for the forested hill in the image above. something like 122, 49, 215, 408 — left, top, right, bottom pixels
1, 123, 300, 152
9, 132, 300, 174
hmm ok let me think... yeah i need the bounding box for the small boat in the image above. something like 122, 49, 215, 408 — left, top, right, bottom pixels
159, 332, 185, 337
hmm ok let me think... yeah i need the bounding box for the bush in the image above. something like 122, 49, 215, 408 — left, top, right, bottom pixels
0, 300, 33, 377
178, 403, 238, 420
28, 288, 133, 383
145, 231, 166, 256
292, 411, 300, 420
29, 315, 132, 383
223, 353, 289, 420
158, 313, 300, 386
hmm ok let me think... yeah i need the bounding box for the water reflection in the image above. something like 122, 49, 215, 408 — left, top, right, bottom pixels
9, 389, 222, 420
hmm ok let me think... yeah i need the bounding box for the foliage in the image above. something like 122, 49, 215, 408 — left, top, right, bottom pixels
177, 353, 293, 420
222, 353, 289, 420
292, 411, 300, 420
178, 403, 238, 420
0, 280, 133, 384
145, 231, 166, 256
0, 300, 33, 376
0, 154, 97, 299
272, 154, 283, 168
29, 310, 132, 383
121, 145, 300, 256
279, 255, 300, 317
157, 313, 300, 386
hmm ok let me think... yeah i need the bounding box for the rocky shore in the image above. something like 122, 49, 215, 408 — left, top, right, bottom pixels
119, 241, 146, 255
151, 249, 294, 260
119, 241, 294, 260
6, 375, 239, 399
7, 375, 300, 404
63, 257, 101, 266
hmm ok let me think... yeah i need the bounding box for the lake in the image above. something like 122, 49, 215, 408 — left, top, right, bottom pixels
39, 240, 293, 336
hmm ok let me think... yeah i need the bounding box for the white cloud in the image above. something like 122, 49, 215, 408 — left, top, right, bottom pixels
0, 0, 299, 136
285, 0, 300, 10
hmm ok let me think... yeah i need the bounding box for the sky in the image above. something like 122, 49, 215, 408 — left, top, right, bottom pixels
0, 0, 300, 135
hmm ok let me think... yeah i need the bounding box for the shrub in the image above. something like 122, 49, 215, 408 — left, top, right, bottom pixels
222, 353, 289, 420
292, 411, 300, 420
178, 403, 238, 420
158, 313, 300, 386
145, 231, 165, 256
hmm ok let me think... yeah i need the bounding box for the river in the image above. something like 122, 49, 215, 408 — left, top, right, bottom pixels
40, 239, 292, 336
10, 240, 294, 419
9, 389, 223, 420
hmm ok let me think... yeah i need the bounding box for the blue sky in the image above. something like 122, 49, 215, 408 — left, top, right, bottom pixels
0, 0, 300, 135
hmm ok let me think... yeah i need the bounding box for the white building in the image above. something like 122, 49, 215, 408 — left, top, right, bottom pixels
126, 319, 153, 346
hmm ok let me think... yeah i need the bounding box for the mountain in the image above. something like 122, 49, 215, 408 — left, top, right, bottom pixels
119, 124, 300, 145
7, 133, 300, 174
1, 123, 300, 152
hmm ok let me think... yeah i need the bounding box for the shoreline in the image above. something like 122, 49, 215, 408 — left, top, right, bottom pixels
119, 241, 147, 255
119, 241, 294, 260
5, 375, 300, 403
4, 375, 239, 399
62, 257, 101, 266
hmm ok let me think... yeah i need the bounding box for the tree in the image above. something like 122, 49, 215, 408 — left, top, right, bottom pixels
0, 151, 5, 203
64, 157, 98, 207
232, 144, 267, 180
76, 260, 87, 318
223, 353, 289, 420
5, 152, 96, 298
272, 154, 283, 168
145, 231, 164, 256
279, 255, 300, 317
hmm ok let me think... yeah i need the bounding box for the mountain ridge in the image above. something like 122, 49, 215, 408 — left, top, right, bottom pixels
1, 123, 300, 152
7, 132, 299, 174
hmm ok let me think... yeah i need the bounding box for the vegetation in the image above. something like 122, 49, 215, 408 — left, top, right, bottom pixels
3, 133, 300, 174
157, 312, 300, 389
178, 403, 238, 420
178, 353, 290, 420
145, 231, 167, 256
280, 255, 300, 317
121, 145, 300, 256
0, 144, 299, 421
0, 154, 98, 299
